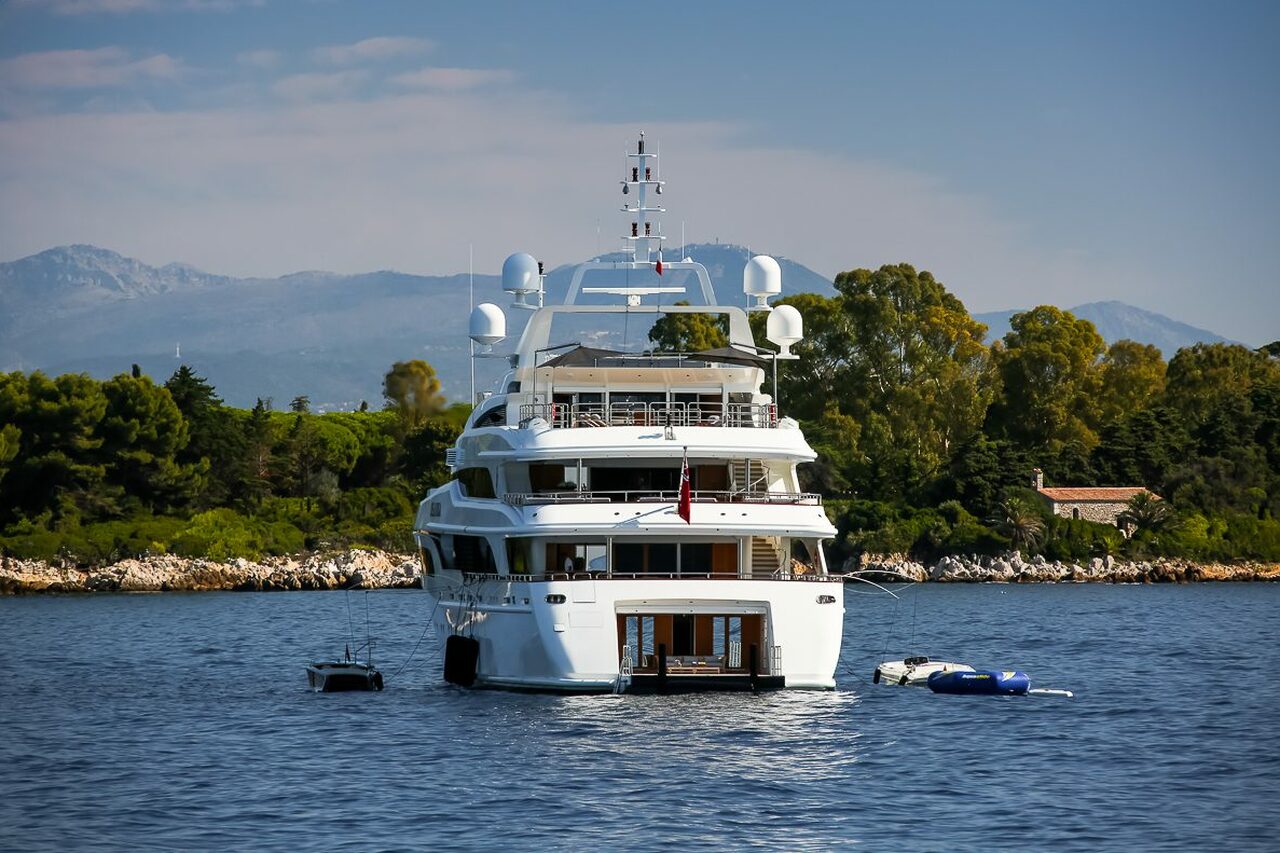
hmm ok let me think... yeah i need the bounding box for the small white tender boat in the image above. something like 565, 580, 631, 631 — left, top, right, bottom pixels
874, 655, 974, 686
307, 639, 383, 692
306, 660, 383, 692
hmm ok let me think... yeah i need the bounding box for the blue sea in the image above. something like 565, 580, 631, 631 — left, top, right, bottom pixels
2, 583, 1277, 851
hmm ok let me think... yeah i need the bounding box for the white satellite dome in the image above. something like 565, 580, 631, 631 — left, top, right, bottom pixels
502, 252, 541, 293
744, 254, 782, 310
766, 303, 803, 356
469, 302, 506, 345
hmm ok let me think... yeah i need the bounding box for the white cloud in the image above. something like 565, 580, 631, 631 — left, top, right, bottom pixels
0, 38, 1268, 345
389, 67, 515, 91
236, 49, 282, 70
312, 37, 434, 66
270, 70, 368, 102
0, 84, 1106, 326
12, 0, 263, 13
0, 47, 183, 89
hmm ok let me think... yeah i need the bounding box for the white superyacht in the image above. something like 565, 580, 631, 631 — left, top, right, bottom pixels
414, 134, 842, 692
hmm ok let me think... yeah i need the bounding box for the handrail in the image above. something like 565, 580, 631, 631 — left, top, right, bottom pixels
461, 570, 839, 582
503, 489, 821, 506
519, 400, 778, 429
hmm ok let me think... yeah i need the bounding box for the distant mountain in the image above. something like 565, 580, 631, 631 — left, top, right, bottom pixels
0, 243, 831, 409
973, 301, 1236, 357
0, 244, 231, 317
3, 244, 1239, 408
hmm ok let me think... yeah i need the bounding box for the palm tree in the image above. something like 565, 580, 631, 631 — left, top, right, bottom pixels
1118, 491, 1175, 536
992, 497, 1047, 553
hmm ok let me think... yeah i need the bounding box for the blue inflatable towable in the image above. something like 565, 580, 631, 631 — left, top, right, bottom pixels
927, 669, 1030, 696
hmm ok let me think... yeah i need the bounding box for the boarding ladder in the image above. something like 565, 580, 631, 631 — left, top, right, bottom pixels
615, 644, 634, 694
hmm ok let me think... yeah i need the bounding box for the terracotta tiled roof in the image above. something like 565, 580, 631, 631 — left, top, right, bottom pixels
1037, 487, 1155, 502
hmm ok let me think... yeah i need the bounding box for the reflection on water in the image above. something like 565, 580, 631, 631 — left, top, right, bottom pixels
1, 585, 1278, 851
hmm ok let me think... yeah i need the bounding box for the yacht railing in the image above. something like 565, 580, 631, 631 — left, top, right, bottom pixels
502, 489, 821, 506
485, 570, 838, 582
518, 401, 778, 429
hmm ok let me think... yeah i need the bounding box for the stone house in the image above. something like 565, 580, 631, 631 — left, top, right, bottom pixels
1031, 468, 1158, 527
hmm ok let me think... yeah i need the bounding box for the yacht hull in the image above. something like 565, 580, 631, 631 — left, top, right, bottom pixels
425, 575, 843, 692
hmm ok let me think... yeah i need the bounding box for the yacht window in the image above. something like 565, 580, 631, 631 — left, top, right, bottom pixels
590, 466, 678, 496
507, 539, 532, 577
613, 541, 720, 576
474, 405, 505, 428
456, 467, 495, 499
445, 534, 497, 574
530, 464, 577, 492
681, 543, 713, 575
545, 542, 607, 575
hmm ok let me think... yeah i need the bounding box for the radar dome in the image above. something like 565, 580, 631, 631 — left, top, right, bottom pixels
502, 252, 540, 293
766, 304, 803, 356
469, 302, 506, 345
744, 255, 782, 310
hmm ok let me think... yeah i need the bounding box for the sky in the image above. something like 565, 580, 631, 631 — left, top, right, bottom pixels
0, 0, 1276, 343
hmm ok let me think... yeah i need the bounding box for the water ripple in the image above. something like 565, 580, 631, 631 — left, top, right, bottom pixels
2, 585, 1278, 850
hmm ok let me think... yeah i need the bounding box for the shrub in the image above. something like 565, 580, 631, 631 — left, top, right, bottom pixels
171, 509, 303, 560
1043, 516, 1124, 562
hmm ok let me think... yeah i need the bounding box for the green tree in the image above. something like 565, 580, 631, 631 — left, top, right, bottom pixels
797, 405, 863, 495
284, 414, 362, 508
648, 301, 728, 352
383, 360, 444, 430
936, 434, 1036, 519
99, 373, 199, 513
290, 395, 311, 413
0, 422, 19, 486
0, 371, 109, 523
1118, 491, 1175, 535
749, 293, 854, 423
991, 496, 1047, 553
1091, 404, 1190, 490
242, 398, 276, 506
1165, 343, 1280, 424
830, 263, 996, 498
165, 366, 246, 508
988, 306, 1106, 453
398, 416, 463, 494
1097, 340, 1166, 426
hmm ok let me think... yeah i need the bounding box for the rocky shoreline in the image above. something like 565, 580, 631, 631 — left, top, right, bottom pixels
851, 551, 1280, 584
0, 550, 421, 595
2, 549, 1278, 594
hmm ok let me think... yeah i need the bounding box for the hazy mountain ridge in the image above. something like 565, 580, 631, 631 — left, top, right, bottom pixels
0, 245, 233, 311
1, 244, 1239, 408
973, 300, 1236, 356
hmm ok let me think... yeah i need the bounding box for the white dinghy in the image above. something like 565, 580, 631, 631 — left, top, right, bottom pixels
874, 655, 974, 686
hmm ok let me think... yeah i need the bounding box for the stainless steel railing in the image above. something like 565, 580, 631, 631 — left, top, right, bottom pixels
518, 401, 779, 429
502, 489, 821, 506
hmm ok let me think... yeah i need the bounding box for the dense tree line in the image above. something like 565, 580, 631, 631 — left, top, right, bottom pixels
0, 360, 464, 562
750, 264, 1280, 564
1, 265, 1277, 566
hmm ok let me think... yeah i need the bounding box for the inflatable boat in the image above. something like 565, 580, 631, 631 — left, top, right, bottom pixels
927, 669, 1030, 696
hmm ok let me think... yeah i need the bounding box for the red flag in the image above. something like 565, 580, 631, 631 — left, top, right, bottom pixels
678, 448, 691, 523
655, 258, 664, 276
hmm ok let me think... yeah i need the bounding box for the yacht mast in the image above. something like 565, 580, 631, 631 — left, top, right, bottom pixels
621, 131, 665, 269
